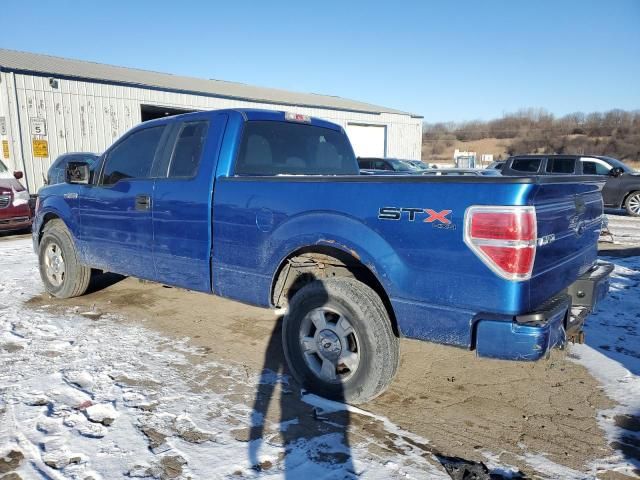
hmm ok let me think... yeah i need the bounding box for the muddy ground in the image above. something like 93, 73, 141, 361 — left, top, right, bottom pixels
23, 264, 637, 479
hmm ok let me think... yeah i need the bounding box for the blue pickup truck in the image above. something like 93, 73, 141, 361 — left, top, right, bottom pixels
33, 109, 612, 403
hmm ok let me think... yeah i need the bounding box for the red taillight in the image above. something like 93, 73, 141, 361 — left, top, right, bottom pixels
469, 211, 536, 241
464, 206, 537, 281
477, 246, 535, 275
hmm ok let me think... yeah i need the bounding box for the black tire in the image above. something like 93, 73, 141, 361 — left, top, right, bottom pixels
38, 219, 91, 298
282, 277, 399, 404
624, 191, 640, 217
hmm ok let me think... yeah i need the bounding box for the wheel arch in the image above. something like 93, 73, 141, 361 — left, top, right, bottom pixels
37, 212, 63, 245
270, 244, 400, 337
622, 189, 640, 209
34, 193, 78, 247
36, 210, 92, 299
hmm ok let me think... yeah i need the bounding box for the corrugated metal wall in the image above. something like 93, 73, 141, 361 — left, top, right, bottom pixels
0, 72, 21, 174
0, 71, 422, 192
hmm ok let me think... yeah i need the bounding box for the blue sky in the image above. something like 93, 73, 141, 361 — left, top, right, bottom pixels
2, 0, 639, 122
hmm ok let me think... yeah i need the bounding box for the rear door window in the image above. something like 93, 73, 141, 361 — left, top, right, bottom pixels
168, 121, 208, 178
511, 158, 542, 173
235, 121, 357, 175
545, 158, 576, 174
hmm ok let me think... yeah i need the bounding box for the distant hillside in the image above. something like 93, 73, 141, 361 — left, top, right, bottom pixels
422, 108, 640, 168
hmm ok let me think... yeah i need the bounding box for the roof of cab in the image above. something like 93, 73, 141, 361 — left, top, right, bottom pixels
139, 108, 344, 132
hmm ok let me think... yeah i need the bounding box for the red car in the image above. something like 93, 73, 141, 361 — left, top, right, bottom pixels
0, 159, 32, 233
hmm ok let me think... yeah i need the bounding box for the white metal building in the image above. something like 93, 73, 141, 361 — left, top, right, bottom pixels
0, 49, 423, 192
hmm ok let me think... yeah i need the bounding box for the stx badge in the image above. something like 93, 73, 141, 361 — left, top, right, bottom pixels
378, 207, 454, 228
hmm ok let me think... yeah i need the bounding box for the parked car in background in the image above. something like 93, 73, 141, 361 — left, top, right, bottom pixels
0, 159, 32, 232
47, 152, 99, 185
404, 160, 431, 171
501, 154, 640, 216
357, 157, 421, 173
359, 169, 408, 175
487, 160, 505, 171
421, 168, 502, 176
478, 169, 502, 176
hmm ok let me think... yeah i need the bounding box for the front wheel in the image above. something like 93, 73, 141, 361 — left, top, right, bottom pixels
282, 278, 399, 404
38, 219, 91, 298
625, 191, 640, 217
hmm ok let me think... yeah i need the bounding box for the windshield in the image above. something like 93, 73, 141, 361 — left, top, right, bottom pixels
599, 156, 635, 173
409, 161, 429, 170
389, 159, 417, 172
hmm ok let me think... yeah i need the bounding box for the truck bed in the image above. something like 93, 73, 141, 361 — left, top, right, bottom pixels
212, 173, 605, 348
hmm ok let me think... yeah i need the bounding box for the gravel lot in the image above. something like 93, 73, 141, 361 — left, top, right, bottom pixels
0, 213, 639, 479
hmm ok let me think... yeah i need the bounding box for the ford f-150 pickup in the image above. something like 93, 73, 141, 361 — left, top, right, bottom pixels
33, 109, 613, 403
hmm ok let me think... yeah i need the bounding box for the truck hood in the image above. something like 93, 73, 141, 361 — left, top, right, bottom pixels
0, 177, 25, 191
0, 177, 24, 192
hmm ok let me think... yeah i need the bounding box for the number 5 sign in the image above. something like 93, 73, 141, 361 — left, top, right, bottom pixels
30, 117, 47, 136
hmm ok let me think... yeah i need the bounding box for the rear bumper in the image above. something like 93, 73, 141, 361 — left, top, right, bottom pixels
475, 261, 613, 361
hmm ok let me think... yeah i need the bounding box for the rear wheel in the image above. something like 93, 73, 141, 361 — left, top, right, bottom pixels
282, 277, 399, 404
625, 191, 640, 217
38, 219, 91, 298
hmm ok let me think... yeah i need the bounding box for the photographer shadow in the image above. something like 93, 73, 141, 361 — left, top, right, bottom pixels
248, 315, 355, 477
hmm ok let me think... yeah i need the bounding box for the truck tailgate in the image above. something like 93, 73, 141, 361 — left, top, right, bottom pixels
529, 179, 605, 309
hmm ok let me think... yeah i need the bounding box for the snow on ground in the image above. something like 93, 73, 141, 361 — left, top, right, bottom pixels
603, 210, 640, 246
0, 238, 448, 479
1, 213, 640, 479
570, 253, 640, 476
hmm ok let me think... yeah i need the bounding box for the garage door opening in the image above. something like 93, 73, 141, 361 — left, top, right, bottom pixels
140, 104, 199, 122
346, 123, 387, 158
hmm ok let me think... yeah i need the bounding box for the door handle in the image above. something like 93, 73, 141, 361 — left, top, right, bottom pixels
135, 194, 151, 211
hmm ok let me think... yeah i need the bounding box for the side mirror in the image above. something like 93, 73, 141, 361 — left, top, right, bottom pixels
609, 167, 624, 177
66, 161, 90, 184
13, 171, 23, 180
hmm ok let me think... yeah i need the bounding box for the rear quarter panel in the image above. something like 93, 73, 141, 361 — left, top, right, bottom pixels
212, 177, 538, 347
